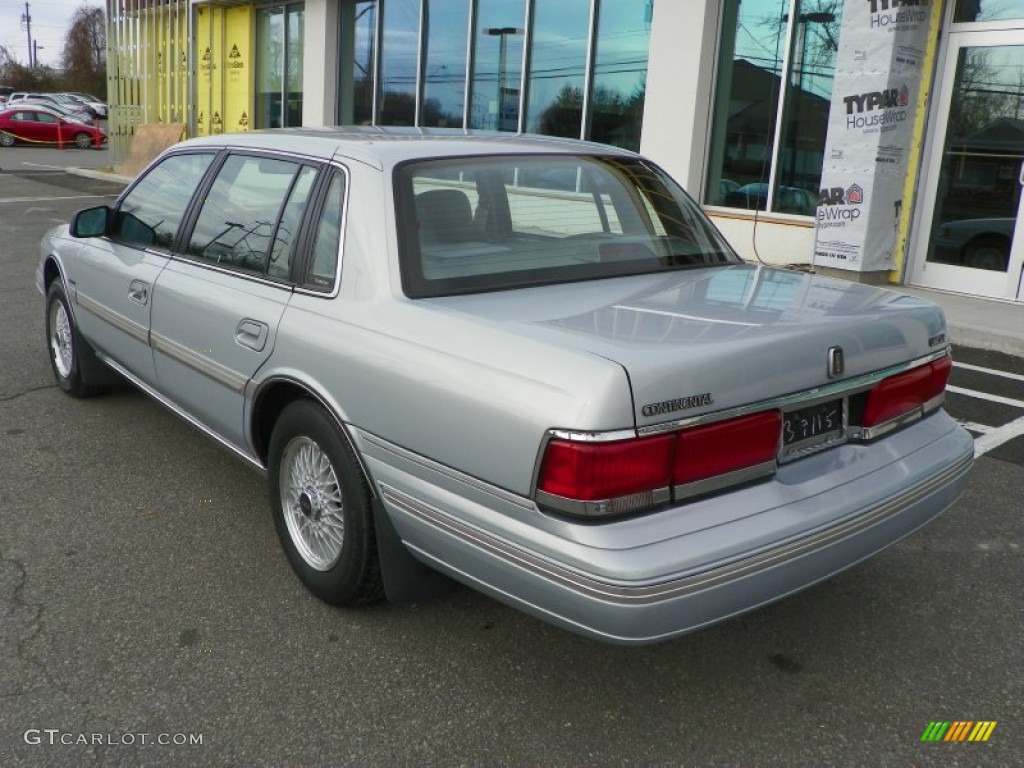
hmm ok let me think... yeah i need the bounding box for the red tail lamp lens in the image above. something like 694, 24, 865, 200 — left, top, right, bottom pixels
863, 358, 950, 428
926, 355, 952, 400
537, 435, 673, 501
674, 411, 782, 486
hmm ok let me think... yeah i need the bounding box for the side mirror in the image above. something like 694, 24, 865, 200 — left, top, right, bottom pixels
70, 206, 111, 238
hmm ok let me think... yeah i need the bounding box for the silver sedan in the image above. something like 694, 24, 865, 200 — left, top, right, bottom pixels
38, 129, 973, 644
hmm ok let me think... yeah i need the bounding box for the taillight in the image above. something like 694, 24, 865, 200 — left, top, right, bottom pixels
537, 411, 781, 517
537, 435, 673, 502
674, 411, 782, 487
862, 357, 951, 429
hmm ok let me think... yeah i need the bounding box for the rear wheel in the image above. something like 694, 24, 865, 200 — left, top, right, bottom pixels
73, 132, 93, 149
0, 132, 15, 147
268, 399, 383, 606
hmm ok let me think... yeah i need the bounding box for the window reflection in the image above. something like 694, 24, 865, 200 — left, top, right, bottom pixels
589, 0, 651, 151
926, 45, 1024, 273
256, 4, 304, 129
954, 0, 1024, 22
525, 0, 589, 138
378, 0, 420, 124
256, 9, 284, 128
338, 0, 651, 146
470, 0, 526, 131
422, 0, 470, 127
774, 2, 839, 213
706, 0, 843, 216
352, 0, 377, 124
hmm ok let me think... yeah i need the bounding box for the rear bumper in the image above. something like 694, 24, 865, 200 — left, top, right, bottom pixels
368, 417, 974, 644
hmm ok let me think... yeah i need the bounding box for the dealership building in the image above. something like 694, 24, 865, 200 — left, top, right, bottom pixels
105, 0, 1024, 302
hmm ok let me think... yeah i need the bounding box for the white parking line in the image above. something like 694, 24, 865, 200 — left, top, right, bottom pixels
19, 162, 64, 170
946, 385, 1024, 410
955, 420, 995, 434
0, 194, 114, 204
954, 361, 1024, 383
974, 414, 1024, 458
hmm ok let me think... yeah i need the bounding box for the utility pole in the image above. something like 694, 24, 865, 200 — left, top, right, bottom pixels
21, 2, 33, 67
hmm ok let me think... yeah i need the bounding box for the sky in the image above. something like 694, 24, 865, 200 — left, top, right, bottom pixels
1, 0, 99, 69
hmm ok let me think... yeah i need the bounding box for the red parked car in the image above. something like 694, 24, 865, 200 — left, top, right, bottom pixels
0, 106, 106, 149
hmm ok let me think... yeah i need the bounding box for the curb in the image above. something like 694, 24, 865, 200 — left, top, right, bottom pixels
66, 166, 133, 185
947, 322, 1024, 359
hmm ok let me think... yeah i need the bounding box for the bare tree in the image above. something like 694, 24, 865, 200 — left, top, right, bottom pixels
60, 6, 106, 96
0, 44, 61, 90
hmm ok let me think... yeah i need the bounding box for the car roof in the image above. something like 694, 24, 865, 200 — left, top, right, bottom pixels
176, 126, 639, 170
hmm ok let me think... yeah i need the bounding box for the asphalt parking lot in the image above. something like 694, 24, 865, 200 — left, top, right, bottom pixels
1, 160, 1021, 767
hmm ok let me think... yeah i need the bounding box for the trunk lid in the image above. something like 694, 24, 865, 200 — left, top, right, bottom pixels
426, 264, 949, 429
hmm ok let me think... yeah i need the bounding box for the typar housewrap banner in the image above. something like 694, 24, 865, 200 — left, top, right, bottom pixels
813, 0, 940, 272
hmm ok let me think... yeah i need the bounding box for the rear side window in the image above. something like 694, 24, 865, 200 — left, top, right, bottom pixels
305, 173, 345, 292
113, 153, 216, 249
395, 155, 739, 298
186, 155, 306, 275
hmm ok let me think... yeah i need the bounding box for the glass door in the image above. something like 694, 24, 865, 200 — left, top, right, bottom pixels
910, 30, 1024, 301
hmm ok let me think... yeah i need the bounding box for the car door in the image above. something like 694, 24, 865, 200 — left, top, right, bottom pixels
149, 153, 320, 450
69, 151, 218, 384
8, 110, 44, 143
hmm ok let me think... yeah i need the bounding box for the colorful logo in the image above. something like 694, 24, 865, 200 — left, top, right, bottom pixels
846, 184, 864, 204
920, 721, 997, 742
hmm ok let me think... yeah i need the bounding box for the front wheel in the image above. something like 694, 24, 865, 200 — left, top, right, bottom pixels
45, 281, 106, 397
73, 132, 93, 149
0, 132, 15, 147
268, 400, 384, 606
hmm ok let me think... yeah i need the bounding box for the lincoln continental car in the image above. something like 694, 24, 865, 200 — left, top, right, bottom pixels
38, 129, 974, 644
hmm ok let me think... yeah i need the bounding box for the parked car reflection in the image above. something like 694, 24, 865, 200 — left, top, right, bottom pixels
931, 218, 1014, 271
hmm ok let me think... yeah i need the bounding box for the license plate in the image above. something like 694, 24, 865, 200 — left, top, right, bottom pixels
781, 399, 844, 458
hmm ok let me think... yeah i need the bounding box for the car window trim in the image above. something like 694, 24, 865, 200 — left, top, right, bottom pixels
108, 148, 223, 255
171, 149, 326, 287
291, 162, 350, 298
392, 152, 742, 299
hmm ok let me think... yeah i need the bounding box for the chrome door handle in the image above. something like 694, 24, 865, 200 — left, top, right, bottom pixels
235, 319, 269, 352
128, 279, 149, 304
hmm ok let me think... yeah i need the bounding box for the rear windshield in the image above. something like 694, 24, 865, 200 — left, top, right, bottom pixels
395, 154, 740, 297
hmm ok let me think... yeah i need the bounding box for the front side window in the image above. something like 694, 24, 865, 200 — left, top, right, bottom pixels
187, 155, 304, 275
113, 153, 216, 249
397, 154, 739, 297
705, 0, 843, 215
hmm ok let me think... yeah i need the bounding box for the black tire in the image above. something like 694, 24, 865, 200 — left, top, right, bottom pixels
268, 399, 384, 606
964, 236, 1010, 272
73, 132, 93, 150
0, 132, 15, 147
45, 281, 107, 398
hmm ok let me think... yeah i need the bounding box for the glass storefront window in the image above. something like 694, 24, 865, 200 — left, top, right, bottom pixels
774, 2, 841, 215
470, 0, 527, 131
256, 9, 285, 129
955, 0, 1024, 22
338, 0, 651, 145
706, 0, 843, 215
352, 0, 377, 124
524, 0, 590, 138
256, 4, 304, 129
378, 0, 420, 124
422, 0, 470, 127
589, 0, 651, 151
287, 6, 304, 126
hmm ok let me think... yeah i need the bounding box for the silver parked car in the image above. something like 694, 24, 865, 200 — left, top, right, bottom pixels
38, 129, 973, 644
